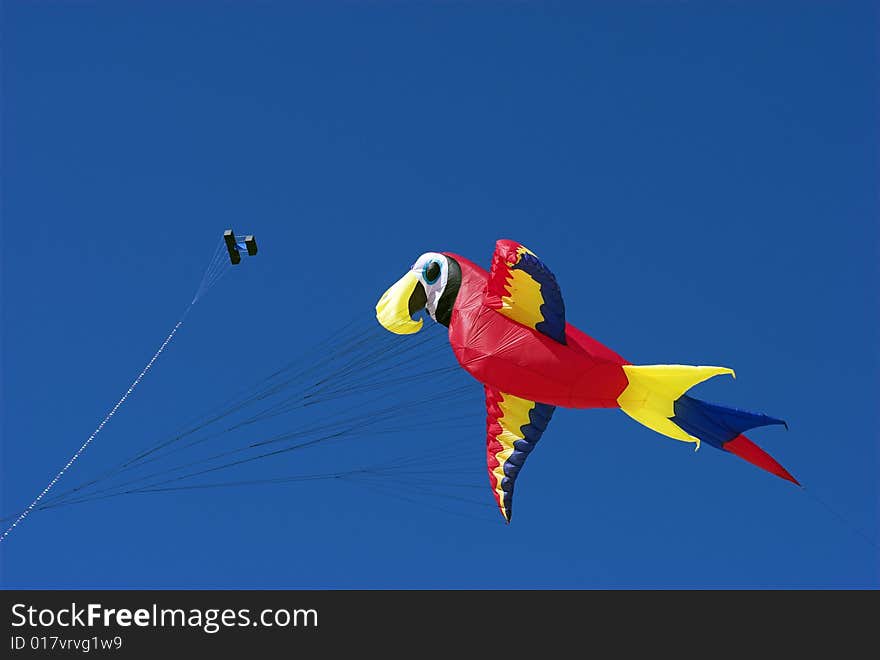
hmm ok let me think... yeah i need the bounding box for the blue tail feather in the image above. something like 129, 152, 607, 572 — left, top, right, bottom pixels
671, 394, 787, 451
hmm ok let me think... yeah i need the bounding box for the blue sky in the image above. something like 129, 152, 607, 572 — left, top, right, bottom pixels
2, 2, 877, 588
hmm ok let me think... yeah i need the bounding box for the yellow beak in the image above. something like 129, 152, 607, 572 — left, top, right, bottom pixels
376, 270, 425, 334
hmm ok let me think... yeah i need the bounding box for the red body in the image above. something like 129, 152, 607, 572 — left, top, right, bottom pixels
445, 253, 630, 409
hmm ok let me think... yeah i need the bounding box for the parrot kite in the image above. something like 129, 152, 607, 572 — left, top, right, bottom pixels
375, 240, 796, 522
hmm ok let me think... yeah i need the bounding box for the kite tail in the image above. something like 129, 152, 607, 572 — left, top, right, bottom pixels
617, 364, 797, 484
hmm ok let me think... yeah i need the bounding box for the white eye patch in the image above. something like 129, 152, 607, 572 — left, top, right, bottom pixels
410, 252, 448, 321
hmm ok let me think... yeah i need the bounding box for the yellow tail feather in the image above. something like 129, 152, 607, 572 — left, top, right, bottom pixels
617, 365, 736, 448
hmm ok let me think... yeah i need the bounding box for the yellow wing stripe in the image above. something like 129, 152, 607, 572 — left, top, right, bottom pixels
485, 240, 567, 344
498, 267, 547, 330
490, 392, 535, 503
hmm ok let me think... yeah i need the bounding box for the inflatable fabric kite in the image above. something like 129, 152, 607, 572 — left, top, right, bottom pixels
376, 240, 796, 522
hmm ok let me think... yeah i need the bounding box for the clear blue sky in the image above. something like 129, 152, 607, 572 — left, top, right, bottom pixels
2, 2, 877, 588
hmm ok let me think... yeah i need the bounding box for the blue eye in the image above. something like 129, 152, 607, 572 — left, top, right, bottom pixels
423, 260, 441, 284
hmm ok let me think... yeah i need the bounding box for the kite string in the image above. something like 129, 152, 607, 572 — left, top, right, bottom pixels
192, 238, 231, 303
0, 306, 193, 544
801, 487, 878, 551
11, 317, 412, 512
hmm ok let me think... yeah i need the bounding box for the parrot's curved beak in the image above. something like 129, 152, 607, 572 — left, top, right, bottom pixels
376, 270, 427, 334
